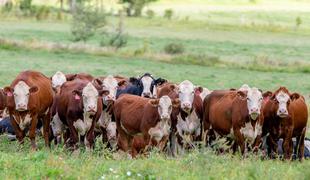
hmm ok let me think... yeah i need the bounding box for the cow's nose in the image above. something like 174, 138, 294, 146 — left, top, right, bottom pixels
88, 105, 96, 110
142, 92, 151, 97
251, 107, 258, 113
279, 109, 287, 114
183, 103, 191, 108
161, 114, 170, 120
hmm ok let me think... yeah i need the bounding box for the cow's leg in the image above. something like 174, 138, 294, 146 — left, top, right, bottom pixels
42, 113, 51, 148
283, 127, 293, 160
67, 121, 79, 150
29, 115, 39, 151
252, 135, 262, 153
85, 120, 96, 151
10, 115, 25, 144
298, 127, 306, 161
233, 127, 245, 156
266, 134, 278, 159
169, 131, 177, 157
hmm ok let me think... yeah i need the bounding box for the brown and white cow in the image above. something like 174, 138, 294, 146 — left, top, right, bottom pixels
263, 87, 308, 160
204, 87, 264, 155
167, 80, 203, 155
0, 88, 7, 119
114, 94, 179, 157
54, 78, 108, 150
3, 70, 53, 150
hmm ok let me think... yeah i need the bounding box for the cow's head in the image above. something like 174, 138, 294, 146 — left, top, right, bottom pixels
178, 80, 195, 113
149, 95, 180, 121
271, 87, 299, 118
51, 71, 67, 93
238, 87, 263, 120
102, 75, 118, 102
130, 73, 167, 98
239, 84, 251, 92
107, 122, 117, 149
72, 82, 109, 115
4, 81, 38, 111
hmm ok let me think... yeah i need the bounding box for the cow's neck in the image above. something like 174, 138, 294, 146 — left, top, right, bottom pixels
180, 108, 194, 120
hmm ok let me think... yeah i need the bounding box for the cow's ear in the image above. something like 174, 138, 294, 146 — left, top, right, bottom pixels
172, 98, 180, 108
149, 99, 159, 107
29, 86, 38, 94
72, 90, 82, 100
3, 87, 13, 97
237, 91, 247, 99
129, 77, 139, 85
65, 74, 77, 81
118, 80, 127, 87
93, 78, 103, 86
195, 86, 203, 94
290, 93, 300, 101
155, 78, 167, 86
230, 88, 236, 91
99, 89, 109, 97
262, 91, 273, 98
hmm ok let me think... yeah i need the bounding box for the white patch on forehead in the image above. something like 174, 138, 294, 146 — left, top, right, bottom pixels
239, 84, 250, 91
14, 81, 30, 94
159, 96, 172, 107
179, 80, 194, 92
102, 75, 118, 101
246, 87, 263, 119
52, 71, 66, 88
83, 83, 98, 96
276, 91, 290, 103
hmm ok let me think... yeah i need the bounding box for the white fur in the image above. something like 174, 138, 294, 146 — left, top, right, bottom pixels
13, 81, 30, 111
102, 75, 118, 102
276, 91, 290, 117
178, 80, 195, 112
141, 76, 153, 97
82, 83, 99, 114
51, 71, 67, 88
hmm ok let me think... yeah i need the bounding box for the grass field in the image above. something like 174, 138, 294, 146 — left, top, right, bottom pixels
0, 0, 310, 179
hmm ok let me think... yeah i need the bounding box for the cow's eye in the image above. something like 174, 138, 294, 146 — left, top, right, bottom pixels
247, 98, 250, 100
13, 93, 17, 96
26, 93, 30, 96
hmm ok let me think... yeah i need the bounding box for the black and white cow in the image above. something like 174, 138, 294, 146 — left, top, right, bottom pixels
116, 73, 166, 99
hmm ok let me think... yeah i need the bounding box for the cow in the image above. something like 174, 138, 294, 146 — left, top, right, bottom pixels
116, 73, 167, 99
263, 87, 308, 160
166, 80, 203, 155
94, 75, 121, 148
0, 88, 7, 117
3, 70, 53, 150
206, 87, 264, 155
54, 78, 108, 150
114, 94, 179, 157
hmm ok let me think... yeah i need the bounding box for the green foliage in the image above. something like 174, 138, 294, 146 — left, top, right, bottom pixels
1, 1, 13, 13
295, 16, 302, 29
71, 5, 106, 42
100, 32, 128, 49
19, 0, 32, 15
120, 0, 159, 16
163, 9, 173, 20
171, 54, 220, 66
164, 42, 184, 54
146, 9, 155, 19
34, 6, 50, 21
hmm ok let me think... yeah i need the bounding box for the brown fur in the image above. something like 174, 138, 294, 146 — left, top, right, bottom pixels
263, 87, 308, 160
4, 70, 53, 150
54, 79, 104, 150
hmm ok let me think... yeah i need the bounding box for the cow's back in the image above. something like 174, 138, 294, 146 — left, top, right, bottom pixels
114, 94, 148, 134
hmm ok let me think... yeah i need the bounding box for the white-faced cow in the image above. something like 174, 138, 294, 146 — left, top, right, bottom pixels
4, 70, 53, 150
54, 78, 108, 151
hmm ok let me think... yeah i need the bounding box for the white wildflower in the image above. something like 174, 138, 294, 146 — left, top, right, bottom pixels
127, 171, 132, 176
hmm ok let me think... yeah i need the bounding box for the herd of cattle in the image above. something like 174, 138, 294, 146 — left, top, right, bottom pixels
0, 70, 309, 160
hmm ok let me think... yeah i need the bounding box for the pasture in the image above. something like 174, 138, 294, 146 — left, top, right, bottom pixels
0, 0, 310, 179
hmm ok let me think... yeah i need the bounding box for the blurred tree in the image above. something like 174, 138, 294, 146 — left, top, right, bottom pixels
120, 0, 158, 17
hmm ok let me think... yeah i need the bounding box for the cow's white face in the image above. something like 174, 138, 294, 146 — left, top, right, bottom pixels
82, 83, 99, 114
246, 87, 263, 120
158, 96, 172, 120
275, 91, 290, 118
107, 122, 117, 148
13, 81, 31, 111
178, 80, 195, 113
102, 75, 118, 102
141, 76, 154, 98
51, 71, 66, 88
